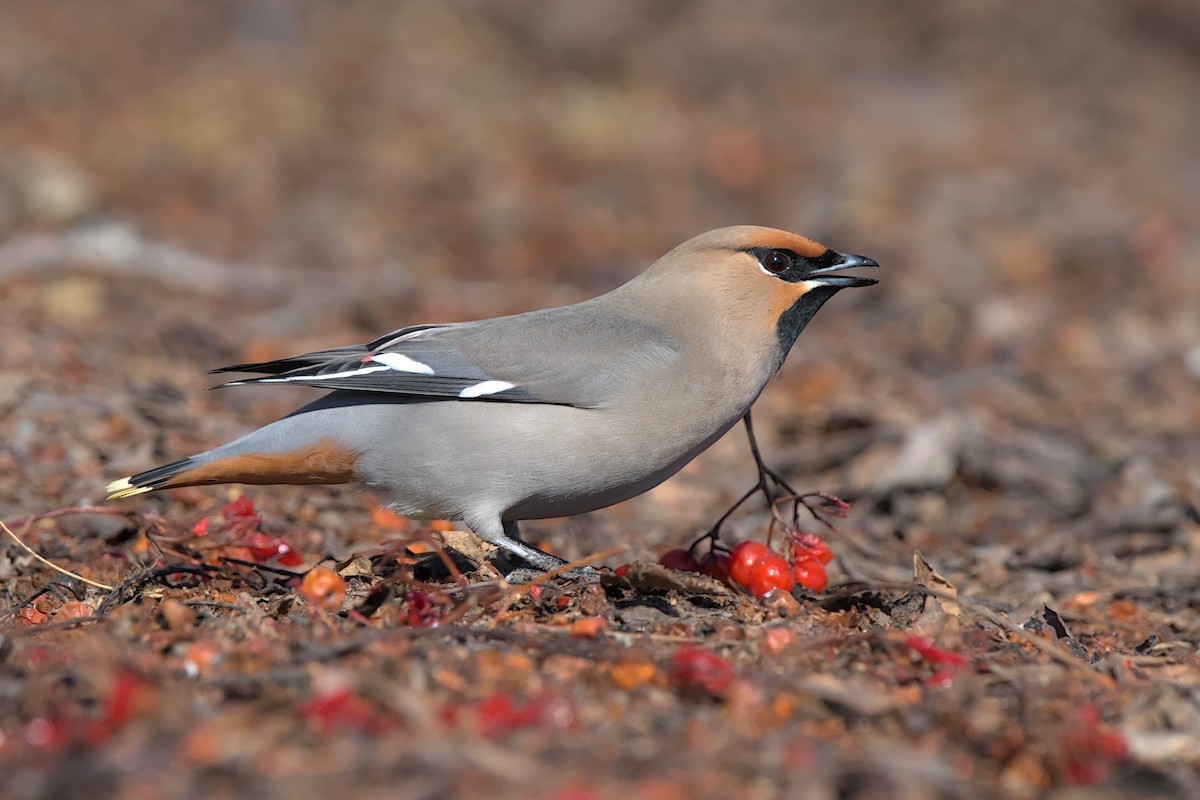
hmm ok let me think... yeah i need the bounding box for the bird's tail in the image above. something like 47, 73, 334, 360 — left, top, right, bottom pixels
107, 393, 371, 501
107, 457, 205, 499
107, 436, 360, 501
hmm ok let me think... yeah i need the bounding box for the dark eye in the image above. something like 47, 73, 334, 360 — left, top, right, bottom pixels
760, 250, 791, 275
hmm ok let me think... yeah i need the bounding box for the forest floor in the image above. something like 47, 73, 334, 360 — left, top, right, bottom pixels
1, 3, 1199, 798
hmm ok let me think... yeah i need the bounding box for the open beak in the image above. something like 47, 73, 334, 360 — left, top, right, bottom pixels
806, 252, 880, 288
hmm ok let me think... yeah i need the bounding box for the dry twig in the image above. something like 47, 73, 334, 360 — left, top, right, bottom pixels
0, 519, 114, 591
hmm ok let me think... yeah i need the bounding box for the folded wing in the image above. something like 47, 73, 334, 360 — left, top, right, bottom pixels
211, 305, 679, 409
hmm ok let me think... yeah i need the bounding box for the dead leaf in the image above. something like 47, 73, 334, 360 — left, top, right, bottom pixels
913, 551, 962, 618
601, 561, 735, 599
335, 555, 375, 579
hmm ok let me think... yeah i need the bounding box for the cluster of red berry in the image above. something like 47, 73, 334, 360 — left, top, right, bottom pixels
655, 530, 833, 598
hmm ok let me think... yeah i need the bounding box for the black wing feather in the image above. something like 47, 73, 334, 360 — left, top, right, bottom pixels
208, 345, 370, 376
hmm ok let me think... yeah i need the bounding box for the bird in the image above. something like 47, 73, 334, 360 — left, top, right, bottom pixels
108, 226, 878, 571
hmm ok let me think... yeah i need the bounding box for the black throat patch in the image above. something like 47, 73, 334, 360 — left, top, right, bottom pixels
773, 286, 840, 367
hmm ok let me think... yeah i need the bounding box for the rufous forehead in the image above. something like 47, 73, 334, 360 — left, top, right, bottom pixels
742, 230, 828, 258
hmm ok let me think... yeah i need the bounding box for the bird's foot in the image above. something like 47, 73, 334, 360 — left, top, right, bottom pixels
502, 565, 599, 585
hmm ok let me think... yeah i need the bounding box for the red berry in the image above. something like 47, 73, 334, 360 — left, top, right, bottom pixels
728, 540, 772, 588
747, 554, 795, 597
667, 646, 735, 698
658, 549, 701, 573
791, 531, 833, 565
614, 563, 631, 577
791, 554, 828, 592
699, 552, 731, 585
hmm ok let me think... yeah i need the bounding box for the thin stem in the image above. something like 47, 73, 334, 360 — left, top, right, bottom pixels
699, 411, 848, 545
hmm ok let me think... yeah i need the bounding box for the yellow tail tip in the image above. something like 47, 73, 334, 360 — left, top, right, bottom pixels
107, 477, 151, 500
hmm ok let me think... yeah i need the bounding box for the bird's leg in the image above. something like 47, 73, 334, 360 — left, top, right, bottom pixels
505, 520, 528, 543
470, 518, 572, 574
691, 413, 783, 550
742, 410, 798, 500
696, 412, 845, 551
742, 411, 852, 531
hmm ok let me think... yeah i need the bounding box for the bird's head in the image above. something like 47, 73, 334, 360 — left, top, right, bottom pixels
644, 225, 879, 357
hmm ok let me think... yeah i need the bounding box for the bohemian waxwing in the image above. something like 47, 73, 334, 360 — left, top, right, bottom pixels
108, 226, 878, 570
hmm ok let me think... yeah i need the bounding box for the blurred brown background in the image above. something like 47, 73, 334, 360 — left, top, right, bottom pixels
1, 2, 1199, 797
